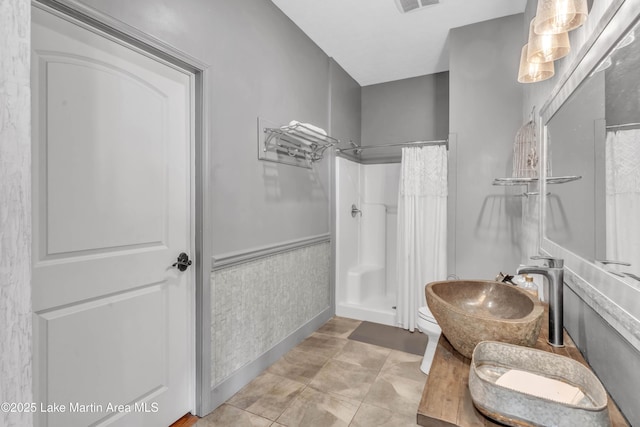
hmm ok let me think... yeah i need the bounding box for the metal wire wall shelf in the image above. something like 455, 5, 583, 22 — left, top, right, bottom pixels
492, 175, 582, 196
258, 117, 337, 169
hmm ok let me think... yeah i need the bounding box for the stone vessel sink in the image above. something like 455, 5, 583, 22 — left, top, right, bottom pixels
426, 280, 544, 358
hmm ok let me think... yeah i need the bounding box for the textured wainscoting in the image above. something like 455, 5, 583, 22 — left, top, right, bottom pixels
210, 241, 331, 387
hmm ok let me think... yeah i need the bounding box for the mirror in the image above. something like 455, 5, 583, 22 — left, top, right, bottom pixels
544, 18, 640, 281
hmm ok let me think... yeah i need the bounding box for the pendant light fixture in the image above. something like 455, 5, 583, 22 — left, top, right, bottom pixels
534, 0, 588, 34
517, 0, 589, 83
518, 44, 555, 83
527, 18, 570, 63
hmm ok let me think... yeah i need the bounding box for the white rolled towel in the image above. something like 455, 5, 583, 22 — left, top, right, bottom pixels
280, 120, 327, 145
288, 120, 327, 136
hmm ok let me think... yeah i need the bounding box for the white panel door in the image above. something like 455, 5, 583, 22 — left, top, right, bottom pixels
31, 6, 193, 427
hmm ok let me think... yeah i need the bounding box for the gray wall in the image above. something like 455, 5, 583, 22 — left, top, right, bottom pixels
0, 1, 33, 427
78, 0, 332, 257
330, 59, 362, 149
522, 0, 639, 423
360, 73, 449, 162
449, 14, 524, 279
73, 0, 344, 414
362, 73, 449, 145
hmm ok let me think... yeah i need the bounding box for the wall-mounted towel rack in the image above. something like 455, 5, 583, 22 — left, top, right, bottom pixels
258, 117, 337, 168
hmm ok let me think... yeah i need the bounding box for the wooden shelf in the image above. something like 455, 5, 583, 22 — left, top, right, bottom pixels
417, 307, 629, 427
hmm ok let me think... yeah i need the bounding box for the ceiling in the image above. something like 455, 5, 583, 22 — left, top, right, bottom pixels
270, 0, 527, 86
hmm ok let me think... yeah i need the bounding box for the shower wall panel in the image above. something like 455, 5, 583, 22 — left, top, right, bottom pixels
335, 157, 361, 305
335, 158, 400, 324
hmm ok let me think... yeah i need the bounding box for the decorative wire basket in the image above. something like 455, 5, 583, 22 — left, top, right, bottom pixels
512, 120, 539, 178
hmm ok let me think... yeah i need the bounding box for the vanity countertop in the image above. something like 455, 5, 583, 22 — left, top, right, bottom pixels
417, 308, 629, 427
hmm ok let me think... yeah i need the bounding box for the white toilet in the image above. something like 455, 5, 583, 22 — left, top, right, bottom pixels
417, 306, 441, 374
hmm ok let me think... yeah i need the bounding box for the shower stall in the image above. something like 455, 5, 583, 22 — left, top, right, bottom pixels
335, 156, 401, 326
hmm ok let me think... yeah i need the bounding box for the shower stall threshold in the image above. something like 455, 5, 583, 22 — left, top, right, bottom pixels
336, 294, 397, 327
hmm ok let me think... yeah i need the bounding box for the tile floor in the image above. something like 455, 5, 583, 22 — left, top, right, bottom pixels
196, 317, 428, 427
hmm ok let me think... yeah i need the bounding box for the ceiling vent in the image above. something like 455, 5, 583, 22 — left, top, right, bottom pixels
395, 0, 440, 13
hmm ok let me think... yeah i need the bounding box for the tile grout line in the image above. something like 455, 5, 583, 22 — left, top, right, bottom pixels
225, 320, 426, 426
262, 339, 348, 426
206, 318, 427, 426
324, 326, 367, 427
274, 381, 309, 426
300, 324, 368, 426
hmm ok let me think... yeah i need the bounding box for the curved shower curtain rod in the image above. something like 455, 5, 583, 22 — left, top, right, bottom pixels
337, 138, 449, 153
605, 122, 640, 130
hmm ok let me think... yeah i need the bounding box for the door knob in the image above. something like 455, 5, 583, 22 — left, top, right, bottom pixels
172, 252, 192, 271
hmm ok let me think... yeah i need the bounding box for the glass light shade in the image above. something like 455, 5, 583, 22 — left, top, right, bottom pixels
518, 44, 554, 83
527, 19, 570, 63
534, 0, 588, 34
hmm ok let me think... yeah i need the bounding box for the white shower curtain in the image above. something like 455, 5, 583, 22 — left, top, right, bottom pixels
396, 145, 448, 331
606, 129, 640, 277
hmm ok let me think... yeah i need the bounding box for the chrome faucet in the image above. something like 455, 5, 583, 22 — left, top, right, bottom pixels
517, 256, 564, 347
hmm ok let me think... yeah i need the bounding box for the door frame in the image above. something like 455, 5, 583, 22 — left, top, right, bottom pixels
32, 0, 213, 417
